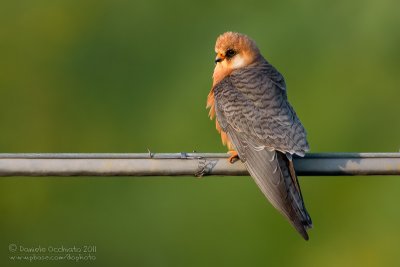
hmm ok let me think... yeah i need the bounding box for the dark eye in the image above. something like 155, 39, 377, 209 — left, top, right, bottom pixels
226, 49, 236, 58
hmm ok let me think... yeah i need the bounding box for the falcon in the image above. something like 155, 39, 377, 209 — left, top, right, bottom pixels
207, 32, 312, 240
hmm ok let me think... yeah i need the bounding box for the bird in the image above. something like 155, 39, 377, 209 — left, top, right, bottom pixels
206, 32, 312, 240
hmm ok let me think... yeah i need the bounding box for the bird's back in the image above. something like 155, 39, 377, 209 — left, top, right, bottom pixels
213, 59, 312, 239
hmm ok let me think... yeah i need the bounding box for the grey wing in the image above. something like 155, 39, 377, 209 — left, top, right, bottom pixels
226, 125, 312, 239
213, 64, 312, 239
222, 61, 309, 156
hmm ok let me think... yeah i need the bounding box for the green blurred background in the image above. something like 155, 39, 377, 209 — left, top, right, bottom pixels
1, 0, 400, 266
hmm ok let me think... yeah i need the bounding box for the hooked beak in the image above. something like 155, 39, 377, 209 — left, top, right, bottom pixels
214, 53, 225, 64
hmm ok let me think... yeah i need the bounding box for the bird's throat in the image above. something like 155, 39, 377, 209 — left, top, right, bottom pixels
212, 63, 232, 87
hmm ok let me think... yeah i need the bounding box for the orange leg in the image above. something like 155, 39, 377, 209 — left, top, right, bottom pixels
227, 150, 239, 163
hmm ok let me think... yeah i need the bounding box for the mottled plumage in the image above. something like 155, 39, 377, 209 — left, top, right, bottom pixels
208, 32, 312, 240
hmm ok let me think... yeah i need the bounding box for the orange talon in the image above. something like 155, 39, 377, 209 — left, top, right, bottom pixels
228, 150, 239, 163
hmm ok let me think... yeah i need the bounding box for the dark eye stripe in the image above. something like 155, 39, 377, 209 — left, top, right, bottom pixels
226, 49, 236, 58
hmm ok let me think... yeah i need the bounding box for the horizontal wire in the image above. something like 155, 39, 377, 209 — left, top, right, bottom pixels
0, 152, 399, 177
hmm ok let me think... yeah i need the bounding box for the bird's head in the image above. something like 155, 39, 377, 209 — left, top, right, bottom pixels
214, 32, 260, 70
212, 32, 261, 86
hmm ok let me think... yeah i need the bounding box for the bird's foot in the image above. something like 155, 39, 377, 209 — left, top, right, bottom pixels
227, 150, 239, 163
